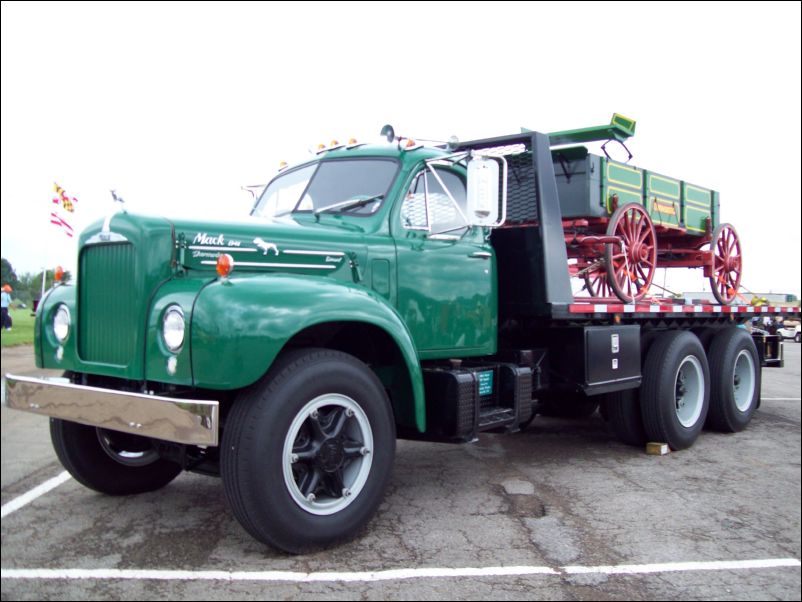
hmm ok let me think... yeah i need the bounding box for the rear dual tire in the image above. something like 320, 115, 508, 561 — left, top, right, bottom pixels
641, 330, 710, 450
706, 328, 760, 432
606, 328, 760, 449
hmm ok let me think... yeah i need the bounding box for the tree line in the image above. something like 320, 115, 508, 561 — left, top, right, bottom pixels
1, 258, 72, 307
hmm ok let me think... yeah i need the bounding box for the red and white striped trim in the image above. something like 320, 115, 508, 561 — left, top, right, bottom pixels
568, 304, 801, 315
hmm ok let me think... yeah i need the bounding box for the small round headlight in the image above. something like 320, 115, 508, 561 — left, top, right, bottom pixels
162, 306, 185, 353
53, 305, 71, 343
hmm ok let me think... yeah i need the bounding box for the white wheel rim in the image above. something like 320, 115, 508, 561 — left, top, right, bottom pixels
675, 355, 705, 428
282, 394, 373, 516
733, 349, 756, 412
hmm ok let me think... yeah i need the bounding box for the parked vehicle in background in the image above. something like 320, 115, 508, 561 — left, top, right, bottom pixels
778, 322, 801, 342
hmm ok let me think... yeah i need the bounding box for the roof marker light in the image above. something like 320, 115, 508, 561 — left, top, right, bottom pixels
54, 265, 64, 282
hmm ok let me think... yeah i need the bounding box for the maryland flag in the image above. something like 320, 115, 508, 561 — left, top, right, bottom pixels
53, 182, 77, 212
51, 182, 78, 237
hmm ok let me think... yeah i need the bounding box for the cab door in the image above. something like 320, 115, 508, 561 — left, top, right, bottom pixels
392, 166, 496, 358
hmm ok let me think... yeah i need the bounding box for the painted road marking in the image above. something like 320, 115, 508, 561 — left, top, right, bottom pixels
0, 472, 71, 519
2, 559, 799, 583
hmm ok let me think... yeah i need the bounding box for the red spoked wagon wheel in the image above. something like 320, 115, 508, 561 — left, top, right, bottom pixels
709, 223, 742, 305
604, 203, 657, 303
584, 267, 614, 298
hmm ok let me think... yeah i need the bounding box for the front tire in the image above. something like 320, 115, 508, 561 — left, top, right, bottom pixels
50, 419, 182, 495
221, 349, 396, 553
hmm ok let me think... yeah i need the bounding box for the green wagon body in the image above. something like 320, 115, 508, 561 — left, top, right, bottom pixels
551, 146, 719, 235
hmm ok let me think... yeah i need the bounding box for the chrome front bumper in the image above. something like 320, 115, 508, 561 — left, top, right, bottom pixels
4, 374, 219, 446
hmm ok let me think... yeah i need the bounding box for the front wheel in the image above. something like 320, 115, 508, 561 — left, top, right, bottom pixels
604, 202, 657, 302
50, 419, 182, 495
221, 349, 396, 553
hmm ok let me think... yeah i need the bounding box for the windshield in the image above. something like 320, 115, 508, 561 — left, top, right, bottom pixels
252, 158, 398, 218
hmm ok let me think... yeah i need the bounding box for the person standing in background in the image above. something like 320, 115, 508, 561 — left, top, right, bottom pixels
1, 284, 12, 331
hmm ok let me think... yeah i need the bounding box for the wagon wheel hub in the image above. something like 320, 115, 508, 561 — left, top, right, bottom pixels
724, 255, 740, 272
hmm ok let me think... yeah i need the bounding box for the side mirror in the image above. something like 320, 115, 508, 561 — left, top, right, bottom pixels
466, 156, 500, 226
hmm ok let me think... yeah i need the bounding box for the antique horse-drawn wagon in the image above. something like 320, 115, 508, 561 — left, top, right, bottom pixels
528, 115, 741, 304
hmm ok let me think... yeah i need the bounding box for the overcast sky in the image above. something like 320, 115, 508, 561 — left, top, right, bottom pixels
1, 1, 800, 298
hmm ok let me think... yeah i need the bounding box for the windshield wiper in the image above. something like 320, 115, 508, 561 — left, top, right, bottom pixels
313, 194, 384, 216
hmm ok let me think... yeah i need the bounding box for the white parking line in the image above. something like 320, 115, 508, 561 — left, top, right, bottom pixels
563, 558, 801, 574
1, 471, 71, 519
2, 558, 799, 582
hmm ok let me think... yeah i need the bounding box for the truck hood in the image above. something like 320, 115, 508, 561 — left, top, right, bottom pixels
173, 216, 363, 277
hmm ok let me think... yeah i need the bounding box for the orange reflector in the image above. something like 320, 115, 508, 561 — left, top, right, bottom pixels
278, 160, 288, 171
348, 138, 358, 145
405, 138, 417, 148
317, 143, 326, 151
216, 254, 234, 278
54, 265, 64, 282
330, 140, 339, 147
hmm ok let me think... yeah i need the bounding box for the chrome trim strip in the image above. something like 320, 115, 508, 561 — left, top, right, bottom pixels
283, 250, 346, 257
188, 246, 257, 253
86, 231, 129, 244
199, 261, 337, 270
4, 374, 219, 446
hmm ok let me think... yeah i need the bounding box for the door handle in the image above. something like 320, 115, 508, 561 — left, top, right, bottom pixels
469, 251, 492, 259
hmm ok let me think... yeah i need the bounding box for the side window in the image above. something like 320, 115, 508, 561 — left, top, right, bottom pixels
401, 168, 467, 232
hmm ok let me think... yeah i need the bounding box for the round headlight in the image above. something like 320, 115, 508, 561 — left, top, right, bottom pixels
53, 305, 71, 343
162, 306, 185, 353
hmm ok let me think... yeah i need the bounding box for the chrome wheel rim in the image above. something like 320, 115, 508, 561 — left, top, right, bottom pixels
282, 394, 373, 516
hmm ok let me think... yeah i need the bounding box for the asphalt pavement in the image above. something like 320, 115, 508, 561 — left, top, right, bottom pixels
1, 344, 800, 600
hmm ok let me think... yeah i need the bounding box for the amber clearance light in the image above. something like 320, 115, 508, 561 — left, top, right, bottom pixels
217, 253, 234, 278
54, 265, 64, 282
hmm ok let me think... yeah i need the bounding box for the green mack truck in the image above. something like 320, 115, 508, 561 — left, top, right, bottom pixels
5, 118, 798, 553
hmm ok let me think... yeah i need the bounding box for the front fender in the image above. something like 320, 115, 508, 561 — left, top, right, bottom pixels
191, 274, 425, 429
